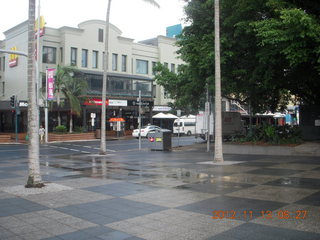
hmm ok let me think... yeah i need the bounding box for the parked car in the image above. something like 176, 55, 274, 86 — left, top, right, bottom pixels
132, 125, 161, 138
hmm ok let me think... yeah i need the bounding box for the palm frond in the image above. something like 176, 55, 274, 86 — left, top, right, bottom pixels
142, 0, 160, 8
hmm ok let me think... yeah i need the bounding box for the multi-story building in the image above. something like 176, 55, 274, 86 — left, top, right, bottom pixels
0, 20, 183, 132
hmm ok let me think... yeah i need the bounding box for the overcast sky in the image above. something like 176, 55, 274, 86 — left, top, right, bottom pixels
0, 0, 187, 41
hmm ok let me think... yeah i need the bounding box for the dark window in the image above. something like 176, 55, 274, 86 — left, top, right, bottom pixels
42, 46, 56, 64
82, 49, 88, 67
71, 47, 77, 66
136, 59, 148, 74
171, 63, 175, 73
92, 51, 98, 68
121, 55, 127, 72
98, 29, 103, 42
112, 53, 118, 71
184, 122, 196, 127
60, 47, 63, 62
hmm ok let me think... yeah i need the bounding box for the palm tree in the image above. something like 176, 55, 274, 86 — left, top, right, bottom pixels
214, 0, 224, 162
100, 0, 160, 155
26, 0, 43, 188
61, 74, 88, 133
54, 65, 78, 126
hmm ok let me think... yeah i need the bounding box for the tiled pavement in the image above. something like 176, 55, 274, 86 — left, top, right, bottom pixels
0, 145, 320, 239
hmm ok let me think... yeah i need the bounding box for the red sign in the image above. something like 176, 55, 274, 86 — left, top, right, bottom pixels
109, 118, 125, 122
84, 98, 109, 106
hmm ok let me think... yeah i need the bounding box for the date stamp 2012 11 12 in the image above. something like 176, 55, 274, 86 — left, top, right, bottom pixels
212, 210, 308, 220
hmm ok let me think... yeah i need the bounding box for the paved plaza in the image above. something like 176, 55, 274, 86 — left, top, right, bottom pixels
0, 142, 320, 240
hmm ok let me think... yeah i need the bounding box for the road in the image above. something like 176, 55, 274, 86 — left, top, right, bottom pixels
0, 136, 204, 160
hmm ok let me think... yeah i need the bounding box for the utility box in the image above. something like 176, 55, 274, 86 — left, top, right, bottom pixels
148, 130, 172, 151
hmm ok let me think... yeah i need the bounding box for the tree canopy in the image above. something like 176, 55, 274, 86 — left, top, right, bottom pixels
154, 0, 320, 113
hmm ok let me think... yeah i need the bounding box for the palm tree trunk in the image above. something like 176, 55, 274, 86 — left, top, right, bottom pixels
26, 0, 43, 187
100, 0, 112, 155
69, 112, 73, 133
214, 0, 224, 162
57, 91, 61, 126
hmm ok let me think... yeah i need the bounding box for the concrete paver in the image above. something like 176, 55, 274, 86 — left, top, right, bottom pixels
0, 142, 320, 239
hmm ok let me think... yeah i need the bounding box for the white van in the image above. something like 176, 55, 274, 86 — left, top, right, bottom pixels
173, 115, 196, 136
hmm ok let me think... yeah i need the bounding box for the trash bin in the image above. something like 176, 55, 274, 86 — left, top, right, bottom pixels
148, 129, 172, 151
95, 129, 101, 139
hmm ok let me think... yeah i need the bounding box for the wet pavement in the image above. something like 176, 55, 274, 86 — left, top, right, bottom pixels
0, 143, 320, 240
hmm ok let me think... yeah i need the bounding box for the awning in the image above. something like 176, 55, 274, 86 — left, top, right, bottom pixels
152, 112, 178, 119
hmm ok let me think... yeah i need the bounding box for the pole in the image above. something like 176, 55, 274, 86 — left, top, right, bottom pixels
206, 85, 210, 152
178, 118, 180, 147
15, 98, 18, 142
138, 90, 142, 151
45, 69, 48, 143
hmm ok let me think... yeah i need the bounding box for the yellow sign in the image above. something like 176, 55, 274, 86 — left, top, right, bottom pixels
35, 16, 45, 37
155, 138, 162, 142
9, 47, 18, 67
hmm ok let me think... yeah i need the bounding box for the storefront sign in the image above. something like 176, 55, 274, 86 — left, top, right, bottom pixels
47, 68, 55, 100
9, 47, 18, 68
109, 100, 127, 107
153, 106, 172, 112
84, 98, 127, 107
19, 101, 28, 107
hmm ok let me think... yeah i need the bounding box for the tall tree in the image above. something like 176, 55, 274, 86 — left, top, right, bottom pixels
61, 75, 88, 133
155, 0, 320, 114
214, 0, 223, 162
100, 0, 160, 155
26, 0, 43, 188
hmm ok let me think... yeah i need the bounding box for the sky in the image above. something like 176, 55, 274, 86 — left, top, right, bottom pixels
0, 0, 187, 41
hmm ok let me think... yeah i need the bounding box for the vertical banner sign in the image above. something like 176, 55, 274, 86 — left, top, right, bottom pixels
9, 47, 18, 67
47, 68, 55, 100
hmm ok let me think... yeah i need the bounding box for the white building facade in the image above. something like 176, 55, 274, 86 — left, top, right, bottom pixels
0, 20, 183, 132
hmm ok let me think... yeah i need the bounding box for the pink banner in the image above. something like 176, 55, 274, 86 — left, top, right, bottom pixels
47, 68, 55, 100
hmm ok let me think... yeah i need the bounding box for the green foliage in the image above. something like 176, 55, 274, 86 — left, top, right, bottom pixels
61, 73, 88, 116
153, 62, 204, 112
54, 125, 67, 133
74, 126, 84, 133
155, 0, 320, 112
235, 124, 302, 144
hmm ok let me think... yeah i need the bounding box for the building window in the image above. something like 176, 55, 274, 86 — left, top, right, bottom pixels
112, 53, 118, 71
1, 82, 4, 96
60, 47, 63, 63
82, 49, 88, 68
164, 62, 168, 68
136, 59, 148, 74
98, 29, 103, 42
121, 55, 127, 72
92, 51, 98, 68
71, 47, 77, 66
152, 61, 157, 75
171, 63, 175, 73
42, 46, 56, 64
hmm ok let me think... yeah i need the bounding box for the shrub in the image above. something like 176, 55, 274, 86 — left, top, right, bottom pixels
233, 123, 302, 144
54, 125, 67, 133
74, 126, 84, 133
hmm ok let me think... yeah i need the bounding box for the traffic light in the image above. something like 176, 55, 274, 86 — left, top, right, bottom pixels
10, 95, 16, 108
